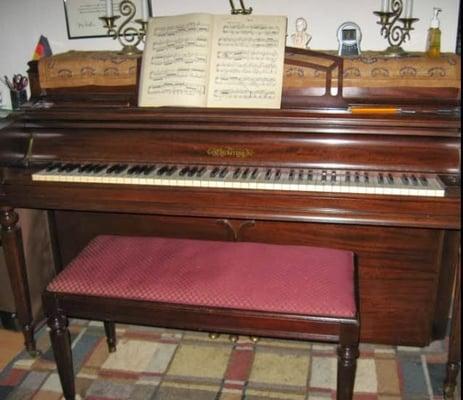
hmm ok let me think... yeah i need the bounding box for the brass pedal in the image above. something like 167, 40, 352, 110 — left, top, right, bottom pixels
229, 334, 239, 343
208, 332, 221, 340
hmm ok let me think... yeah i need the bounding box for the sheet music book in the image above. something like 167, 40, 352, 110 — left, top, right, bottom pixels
138, 13, 287, 109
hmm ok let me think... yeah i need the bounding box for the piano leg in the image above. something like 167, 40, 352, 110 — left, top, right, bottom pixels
0, 207, 37, 354
444, 250, 461, 399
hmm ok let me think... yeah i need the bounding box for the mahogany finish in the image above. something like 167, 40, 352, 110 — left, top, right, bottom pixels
0, 94, 460, 395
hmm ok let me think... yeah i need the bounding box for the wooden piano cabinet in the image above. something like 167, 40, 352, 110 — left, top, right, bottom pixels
52, 210, 458, 347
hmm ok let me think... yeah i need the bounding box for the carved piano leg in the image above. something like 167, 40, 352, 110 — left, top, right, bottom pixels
444, 250, 460, 399
0, 207, 36, 354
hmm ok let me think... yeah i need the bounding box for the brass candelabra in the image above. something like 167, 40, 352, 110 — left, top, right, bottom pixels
100, 0, 148, 55
373, 0, 419, 57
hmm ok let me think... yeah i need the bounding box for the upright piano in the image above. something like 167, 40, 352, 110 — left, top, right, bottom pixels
0, 52, 460, 391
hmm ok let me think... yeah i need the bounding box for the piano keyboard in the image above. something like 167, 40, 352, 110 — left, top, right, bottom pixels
32, 163, 446, 197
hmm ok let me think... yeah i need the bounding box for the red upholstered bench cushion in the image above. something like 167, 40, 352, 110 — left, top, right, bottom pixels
47, 236, 356, 318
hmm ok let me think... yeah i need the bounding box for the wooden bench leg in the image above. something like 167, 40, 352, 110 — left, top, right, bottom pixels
337, 344, 359, 400
47, 312, 75, 400
337, 322, 360, 400
104, 321, 117, 352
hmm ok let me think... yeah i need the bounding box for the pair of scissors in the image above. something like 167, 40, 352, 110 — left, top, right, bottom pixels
12, 74, 28, 91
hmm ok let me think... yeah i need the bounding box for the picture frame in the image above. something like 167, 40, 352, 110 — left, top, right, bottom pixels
63, 0, 152, 39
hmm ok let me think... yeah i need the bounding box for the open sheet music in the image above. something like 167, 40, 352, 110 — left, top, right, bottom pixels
138, 13, 287, 108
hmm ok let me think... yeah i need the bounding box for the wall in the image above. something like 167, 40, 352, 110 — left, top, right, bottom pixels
0, 0, 460, 109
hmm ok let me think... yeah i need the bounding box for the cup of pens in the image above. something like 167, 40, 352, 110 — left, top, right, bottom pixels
2, 74, 29, 110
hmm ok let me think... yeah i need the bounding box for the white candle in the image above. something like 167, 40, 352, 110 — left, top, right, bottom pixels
105, 0, 113, 17
141, 0, 148, 20
404, 0, 413, 18
381, 0, 389, 12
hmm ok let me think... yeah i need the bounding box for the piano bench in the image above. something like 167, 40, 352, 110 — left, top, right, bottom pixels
42, 235, 360, 400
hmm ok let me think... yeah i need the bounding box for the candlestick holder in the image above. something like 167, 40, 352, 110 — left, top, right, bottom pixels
229, 0, 253, 15
99, 0, 147, 56
373, 0, 419, 57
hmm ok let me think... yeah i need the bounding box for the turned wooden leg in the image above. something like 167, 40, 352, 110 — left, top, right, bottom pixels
337, 344, 359, 400
104, 321, 117, 352
0, 207, 36, 354
444, 250, 460, 399
48, 311, 75, 400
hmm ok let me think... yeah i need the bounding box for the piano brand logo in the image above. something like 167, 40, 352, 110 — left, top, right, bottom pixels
207, 147, 254, 158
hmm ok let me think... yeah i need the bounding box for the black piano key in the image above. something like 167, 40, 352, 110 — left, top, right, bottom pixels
58, 163, 72, 172
265, 169, 272, 180
210, 167, 220, 178
105, 164, 117, 174
64, 163, 80, 173
345, 172, 351, 183
251, 168, 259, 179
331, 171, 336, 182
387, 173, 394, 184
197, 167, 206, 177
219, 167, 228, 178
275, 169, 281, 180
354, 172, 360, 183
187, 167, 198, 177
242, 168, 250, 179
321, 171, 327, 182
143, 165, 156, 175
78, 163, 91, 172
411, 175, 418, 186
108, 164, 126, 174
46, 162, 62, 172
289, 169, 295, 181
401, 174, 410, 185
233, 168, 241, 179
114, 164, 128, 174
179, 166, 189, 176
93, 164, 108, 173
307, 170, 313, 181
166, 166, 178, 176
157, 165, 169, 176
364, 173, 369, 184
298, 170, 304, 181
127, 165, 142, 175
87, 164, 99, 173
419, 175, 428, 186
378, 173, 384, 184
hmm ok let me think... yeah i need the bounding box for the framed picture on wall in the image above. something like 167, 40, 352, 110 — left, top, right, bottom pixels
63, 0, 152, 39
